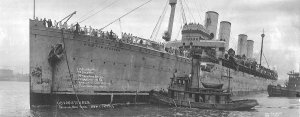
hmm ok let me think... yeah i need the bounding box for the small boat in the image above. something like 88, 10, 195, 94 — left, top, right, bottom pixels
201, 82, 223, 89
149, 76, 259, 110
267, 70, 300, 97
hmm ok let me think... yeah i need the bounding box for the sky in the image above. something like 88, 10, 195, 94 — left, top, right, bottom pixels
0, 0, 299, 81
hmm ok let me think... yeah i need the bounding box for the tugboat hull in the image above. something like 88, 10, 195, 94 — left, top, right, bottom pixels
267, 85, 300, 97
149, 91, 258, 110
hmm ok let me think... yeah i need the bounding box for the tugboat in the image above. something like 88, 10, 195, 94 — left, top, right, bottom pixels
149, 48, 259, 110
149, 76, 259, 110
268, 70, 300, 97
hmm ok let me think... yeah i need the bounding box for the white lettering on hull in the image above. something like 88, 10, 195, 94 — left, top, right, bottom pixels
76, 67, 111, 88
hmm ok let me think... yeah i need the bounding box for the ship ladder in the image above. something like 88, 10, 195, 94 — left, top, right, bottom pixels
189, 101, 191, 108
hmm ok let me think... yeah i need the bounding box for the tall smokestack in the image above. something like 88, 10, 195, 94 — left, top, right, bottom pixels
246, 40, 254, 58
218, 21, 231, 50
204, 11, 219, 40
163, 0, 177, 41
237, 34, 248, 56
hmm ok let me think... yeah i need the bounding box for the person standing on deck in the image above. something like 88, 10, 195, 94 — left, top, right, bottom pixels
83, 26, 87, 35
59, 22, 62, 29
70, 23, 74, 31
109, 30, 113, 39
43, 18, 47, 27
53, 20, 57, 28
89, 26, 93, 36
63, 22, 68, 29
47, 19, 52, 28
75, 22, 80, 35
173, 69, 178, 78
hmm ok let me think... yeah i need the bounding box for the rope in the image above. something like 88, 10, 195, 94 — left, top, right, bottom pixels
263, 52, 270, 68
183, 0, 195, 22
60, 30, 88, 115
192, 0, 203, 21
100, 0, 153, 30
179, 0, 187, 24
153, 13, 166, 42
79, 0, 121, 23
150, 0, 168, 40
175, 25, 183, 40
76, 0, 110, 22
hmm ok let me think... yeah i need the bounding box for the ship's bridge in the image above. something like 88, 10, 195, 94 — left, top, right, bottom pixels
181, 23, 210, 41
166, 23, 226, 59
180, 23, 225, 48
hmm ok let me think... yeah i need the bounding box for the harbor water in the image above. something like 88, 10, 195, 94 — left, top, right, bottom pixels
0, 81, 299, 117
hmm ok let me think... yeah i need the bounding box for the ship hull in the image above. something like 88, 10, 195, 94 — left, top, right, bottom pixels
30, 92, 149, 109
30, 20, 274, 107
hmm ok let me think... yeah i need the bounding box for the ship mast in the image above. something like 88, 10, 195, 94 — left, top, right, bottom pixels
163, 0, 177, 41
259, 29, 265, 66
33, 0, 35, 19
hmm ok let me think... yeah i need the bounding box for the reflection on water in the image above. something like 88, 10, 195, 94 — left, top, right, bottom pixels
0, 81, 299, 117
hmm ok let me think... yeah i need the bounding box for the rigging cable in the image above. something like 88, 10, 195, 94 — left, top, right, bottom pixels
78, 0, 121, 23
153, 1, 168, 42
193, 0, 203, 21
183, 0, 195, 22
76, 0, 110, 22
100, 0, 153, 30
175, 5, 183, 40
175, 25, 183, 40
179, 0, 187, 24
263, 52, 270, 68
150, 0, 168, 40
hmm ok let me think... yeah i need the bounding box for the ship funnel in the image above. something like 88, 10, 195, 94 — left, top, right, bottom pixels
204, 11, 219, 40
163, 0, 177, 41
218, 21, 231, 50
237, 34, 248, 56
246, 40, 254, 58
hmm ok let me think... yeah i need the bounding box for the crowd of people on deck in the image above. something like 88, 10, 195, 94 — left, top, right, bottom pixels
35, 18, 191, 58
36, 17, 190, 56
35, 17, 120, 40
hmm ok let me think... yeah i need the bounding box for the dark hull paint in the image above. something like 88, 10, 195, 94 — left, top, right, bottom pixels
30, 92, 149, 108
149, 91, 258, 110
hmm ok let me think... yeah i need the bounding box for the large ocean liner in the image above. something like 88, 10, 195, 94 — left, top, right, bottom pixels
30, 0, 277, 108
